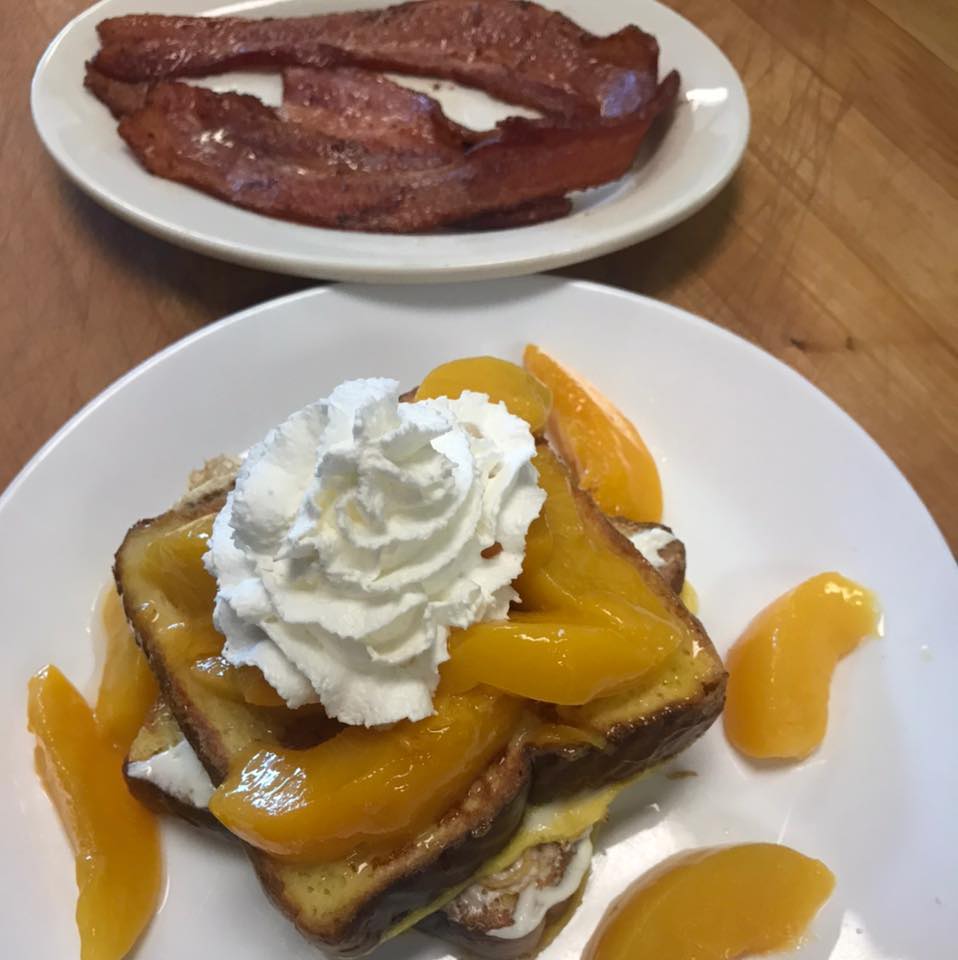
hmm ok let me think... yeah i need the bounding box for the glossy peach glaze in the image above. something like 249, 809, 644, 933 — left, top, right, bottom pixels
94, 587, 159, 752
724, 572, 880, 760
209, 688, 522, 861
585, 843, 834, 960
415, 355, 552, 433
138, 514, 216, 619
138, 519, 225, 674
27, 665, 162, 960
191, 654, 287, 707
139, 515, 285, 706
442, 446, 688, 704
524, 344, 662, 523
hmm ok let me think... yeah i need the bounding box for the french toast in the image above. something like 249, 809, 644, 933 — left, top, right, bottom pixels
124, 699, 585, 958
122, 511, 691, 956
114, 449, 725, 956
123, 509, 692, 956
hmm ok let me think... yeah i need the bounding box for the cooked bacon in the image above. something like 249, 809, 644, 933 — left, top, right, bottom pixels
282, 67, 569, 227
116, 76, 678, 232
89, 1, 681, 232
116, 80, 437, 182
84, 65, 149, 118
458, 196, 573, 230
85, 62, 576, 228
84, 62, 470, 159
92, 0, 664, 119
280, 66, 476, 156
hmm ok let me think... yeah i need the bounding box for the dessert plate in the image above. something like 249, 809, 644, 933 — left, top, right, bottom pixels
31, 0, 748, 282
2, 277, 954, 958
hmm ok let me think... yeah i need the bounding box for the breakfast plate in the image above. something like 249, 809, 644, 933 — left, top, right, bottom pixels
31, 0, 748, 283
2, 276, 955, 958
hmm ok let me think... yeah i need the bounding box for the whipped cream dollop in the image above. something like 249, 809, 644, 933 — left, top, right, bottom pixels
206, 378, 544, 727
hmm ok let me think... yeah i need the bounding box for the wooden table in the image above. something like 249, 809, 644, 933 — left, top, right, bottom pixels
3, 0, 956, 548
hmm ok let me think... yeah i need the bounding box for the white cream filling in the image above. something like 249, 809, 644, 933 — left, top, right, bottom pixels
489, 834, 593, 940
627, 525, 676, 570
126, 739, 215, 809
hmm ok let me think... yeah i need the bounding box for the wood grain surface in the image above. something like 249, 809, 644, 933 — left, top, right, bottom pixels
2, 0, 956, 548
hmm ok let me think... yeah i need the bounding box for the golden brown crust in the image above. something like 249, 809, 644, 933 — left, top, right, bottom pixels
529, 675, 724, 803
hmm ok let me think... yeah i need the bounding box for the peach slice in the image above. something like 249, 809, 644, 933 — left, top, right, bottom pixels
138, 515, 216, 617
724, 572, 880, 760
416, 355, 552, 433
209, 689, 522, 861
27, 665, 162, 960
442, 617, 678, 705
524, 344, 662, 523
442, 446, 685, 705
94, 588, 159, 752
585, 843, 834, 960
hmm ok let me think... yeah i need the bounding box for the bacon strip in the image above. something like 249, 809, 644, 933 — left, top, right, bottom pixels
84, 65, 149, 118
116, 76, 678, 232
280, 66, 476, 156
281, 67, 569, 228
85, 63, 576, 230
83, 62, 471, 157
92, 0, 664, 119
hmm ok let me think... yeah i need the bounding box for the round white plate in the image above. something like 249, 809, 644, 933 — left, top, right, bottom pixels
31, 0, 748, 282
2, 278, 954, 958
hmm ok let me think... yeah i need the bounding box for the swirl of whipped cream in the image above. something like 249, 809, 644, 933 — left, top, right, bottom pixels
205, 378, 544, 726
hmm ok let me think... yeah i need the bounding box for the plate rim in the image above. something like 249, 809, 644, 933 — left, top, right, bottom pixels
30, 0, 751, 282
1, 275, 949, 565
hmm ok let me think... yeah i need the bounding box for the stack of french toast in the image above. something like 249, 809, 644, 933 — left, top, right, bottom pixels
113, 354, 726, 958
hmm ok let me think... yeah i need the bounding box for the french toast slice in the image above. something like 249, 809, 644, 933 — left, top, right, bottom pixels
125, 696, 591, 959
114, 454, 724, 956
527, 481, 724, 804
115, 489, 531, 956
125, 515, 687, 955
125, 697, 586, 960
425, 497, 722, 956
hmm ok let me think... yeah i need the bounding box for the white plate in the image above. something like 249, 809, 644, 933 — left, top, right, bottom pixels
31, 0, 748, 282
2, 277, 954, 959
